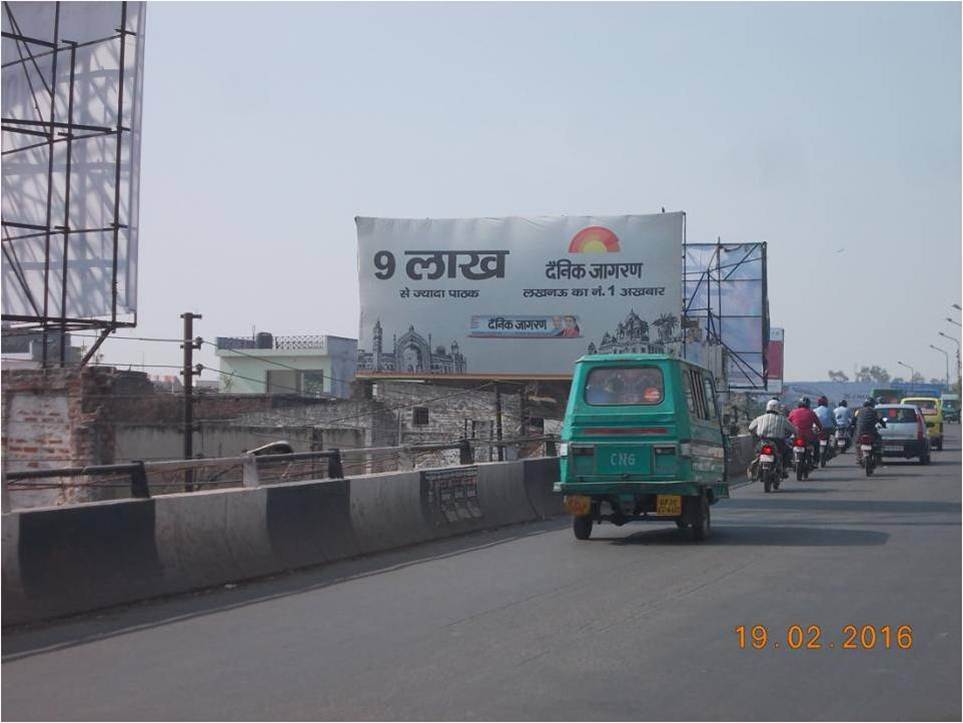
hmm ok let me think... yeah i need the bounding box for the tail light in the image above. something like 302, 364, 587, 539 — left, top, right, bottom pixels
761, 445, 774, 455
917, 416, 925, 441
794, 437, 806, 448
859, 434, 873, 445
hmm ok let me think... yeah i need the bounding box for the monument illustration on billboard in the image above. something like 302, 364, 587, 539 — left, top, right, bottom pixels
356, 214, 684, 378
2, 2, 146, 364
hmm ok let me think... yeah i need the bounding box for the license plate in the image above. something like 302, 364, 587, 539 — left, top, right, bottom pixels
820, 440, 827, 447
563, 495, 591, 517
861, 445, 873, 452
885, 442, 903, 448
656, 495, 682, 516
759, 454, 775, 463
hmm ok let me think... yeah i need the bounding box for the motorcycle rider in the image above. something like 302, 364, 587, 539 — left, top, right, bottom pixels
834, 399, 854, 451
748, 399, 798, 478
813, 396, 837, 462
814, 396, 836, 433
788, 397, 823, 468
854, 397, 887, 463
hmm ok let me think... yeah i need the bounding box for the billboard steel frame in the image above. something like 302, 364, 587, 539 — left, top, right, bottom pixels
1, 1, 138, 366
682, 239, 770, 390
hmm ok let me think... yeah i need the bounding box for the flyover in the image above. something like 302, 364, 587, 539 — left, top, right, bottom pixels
2, 430, 960, 720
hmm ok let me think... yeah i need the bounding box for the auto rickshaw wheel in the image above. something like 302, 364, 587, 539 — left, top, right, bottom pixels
573, 515, 593, 540
689, 494, 710, 542
936, 437, 944, 451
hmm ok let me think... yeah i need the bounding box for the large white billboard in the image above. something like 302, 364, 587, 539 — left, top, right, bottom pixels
357, 214, 684, 377
2, 1, 145, 321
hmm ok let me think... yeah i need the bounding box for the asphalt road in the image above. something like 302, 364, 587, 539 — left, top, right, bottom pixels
3, 429, 960, 721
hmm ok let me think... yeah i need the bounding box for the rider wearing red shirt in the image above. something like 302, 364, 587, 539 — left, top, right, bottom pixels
788, 397, 823, 462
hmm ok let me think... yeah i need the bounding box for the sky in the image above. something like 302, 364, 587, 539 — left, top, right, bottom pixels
93, 1, 961, 383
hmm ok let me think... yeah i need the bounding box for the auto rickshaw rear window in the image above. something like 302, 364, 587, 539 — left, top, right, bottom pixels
584, 366, 664, 406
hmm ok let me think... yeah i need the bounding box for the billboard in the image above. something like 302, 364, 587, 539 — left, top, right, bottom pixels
2, 1, 146, 324
766, 327, 784, 394
357, 214, 684, 377
683, 242, 769, 389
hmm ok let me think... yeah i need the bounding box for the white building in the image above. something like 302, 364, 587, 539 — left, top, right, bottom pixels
215, 333, 357, 399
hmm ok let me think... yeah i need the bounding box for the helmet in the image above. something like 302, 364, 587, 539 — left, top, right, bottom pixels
798, 397, 811, 409
839, 400, 848, 408
766, 399, 780, 412
863, 397, 876, 408
817, 396, 828, 407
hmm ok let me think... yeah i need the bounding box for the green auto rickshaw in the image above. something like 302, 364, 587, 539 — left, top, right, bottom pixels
554, 353, 730, 541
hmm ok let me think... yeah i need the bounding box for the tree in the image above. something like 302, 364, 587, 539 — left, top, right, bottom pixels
855, 365, 890, 384
827, 370, 849, 382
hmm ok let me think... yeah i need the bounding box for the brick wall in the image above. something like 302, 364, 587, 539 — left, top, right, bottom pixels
0, 367, 350, 507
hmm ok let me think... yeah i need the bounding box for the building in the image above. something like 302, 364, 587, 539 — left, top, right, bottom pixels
1, 326, 83, 367
357, 319, 467, 375
585, 310, 672, 355
215, 332, 357, 398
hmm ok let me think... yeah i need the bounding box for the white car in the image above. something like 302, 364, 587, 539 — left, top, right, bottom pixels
876, 404, 931, 465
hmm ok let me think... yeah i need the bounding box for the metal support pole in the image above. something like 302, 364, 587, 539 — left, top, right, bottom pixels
327, 449, 344, 479
459, 438, 473, 465
242, 453, 259, 488
181, 312, 202, 491
494, 384, 504, 462
129, 461, 149, 498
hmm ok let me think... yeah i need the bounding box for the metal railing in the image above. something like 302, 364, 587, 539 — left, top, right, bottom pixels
1, 435, 559, 510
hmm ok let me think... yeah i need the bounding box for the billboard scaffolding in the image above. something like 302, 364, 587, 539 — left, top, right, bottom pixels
1, 1, 146, 365
683, 241, 769, 390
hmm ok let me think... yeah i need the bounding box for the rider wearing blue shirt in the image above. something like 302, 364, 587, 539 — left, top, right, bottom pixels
814, 396, 836, 431
834, 399, 854, 428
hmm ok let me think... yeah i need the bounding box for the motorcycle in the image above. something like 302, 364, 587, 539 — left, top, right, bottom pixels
834, 425, 851, 454
857, 433, 880, 476
818, 429, 835, 468
792, 436, 813, 481
756, 439, 782, 493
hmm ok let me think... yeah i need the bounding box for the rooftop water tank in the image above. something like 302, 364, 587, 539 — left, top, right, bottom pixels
256, 332, 274, 349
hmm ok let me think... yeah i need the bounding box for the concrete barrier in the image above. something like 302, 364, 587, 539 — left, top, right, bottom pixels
726, 435, 755, 485
266, 479, 360, 569
349, 471, 435, 554
475, 461, 538, 527
522, 457, 564, 518
6, 499, 164, 623
2, 457, 565, 626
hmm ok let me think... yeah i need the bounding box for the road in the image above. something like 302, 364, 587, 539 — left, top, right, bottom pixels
3, 429, 960, 721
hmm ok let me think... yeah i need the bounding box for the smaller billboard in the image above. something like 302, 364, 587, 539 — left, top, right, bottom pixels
766, 327, 784, 394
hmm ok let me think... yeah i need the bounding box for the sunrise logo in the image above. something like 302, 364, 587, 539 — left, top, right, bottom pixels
568, 226, 620, 254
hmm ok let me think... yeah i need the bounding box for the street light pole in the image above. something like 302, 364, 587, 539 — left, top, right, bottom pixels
938, 332, 961, 392
896, 360, 915, 382
929, 344, 950, 387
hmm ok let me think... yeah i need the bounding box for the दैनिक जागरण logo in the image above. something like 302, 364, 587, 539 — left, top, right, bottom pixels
568, 226, 621, 254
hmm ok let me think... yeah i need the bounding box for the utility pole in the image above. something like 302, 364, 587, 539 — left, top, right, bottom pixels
494, 383, 504, 462
938, 332, 961, 393
181, 312, 203, 491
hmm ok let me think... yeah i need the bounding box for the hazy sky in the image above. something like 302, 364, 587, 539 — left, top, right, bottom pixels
98, 1, 961, 383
